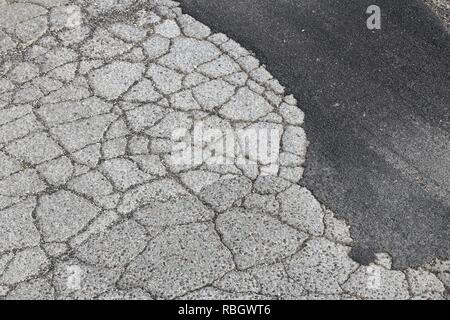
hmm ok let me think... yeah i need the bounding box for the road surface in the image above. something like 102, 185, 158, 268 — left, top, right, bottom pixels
178, 0, 450, 268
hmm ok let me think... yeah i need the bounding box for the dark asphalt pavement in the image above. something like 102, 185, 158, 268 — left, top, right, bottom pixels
178, 0, 450, 268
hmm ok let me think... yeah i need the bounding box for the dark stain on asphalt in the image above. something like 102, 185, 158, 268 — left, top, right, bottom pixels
178, 0, 450, 268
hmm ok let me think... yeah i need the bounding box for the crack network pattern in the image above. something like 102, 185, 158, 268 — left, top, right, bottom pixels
0, 0, 448, 300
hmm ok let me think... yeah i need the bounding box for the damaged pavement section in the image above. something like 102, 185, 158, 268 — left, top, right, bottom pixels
0, 0, 448, 300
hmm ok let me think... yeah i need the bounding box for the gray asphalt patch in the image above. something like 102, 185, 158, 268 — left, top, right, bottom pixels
178, 0, 450, 269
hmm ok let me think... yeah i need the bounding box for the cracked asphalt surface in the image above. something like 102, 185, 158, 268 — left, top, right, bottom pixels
0, 0, 449, 300
178, 0, 450, 269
